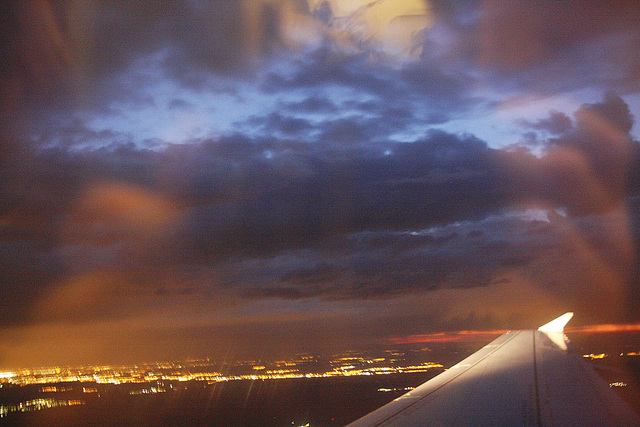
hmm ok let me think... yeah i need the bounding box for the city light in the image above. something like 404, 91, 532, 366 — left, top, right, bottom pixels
1, 399, 84, 418
0, 352, 445, 387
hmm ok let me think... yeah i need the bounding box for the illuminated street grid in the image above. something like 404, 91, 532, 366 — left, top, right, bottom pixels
0, 398, 84, 418
2, 349, 639, 388
0, 351, 446, 418
0, 351, 444, 387
2, 350, 638, 419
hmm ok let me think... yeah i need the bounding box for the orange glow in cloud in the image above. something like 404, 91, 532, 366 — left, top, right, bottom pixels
390, 323, 640, 345
566, 323, 640, 334
309, 0, 432, 57
389, 329, 508, 345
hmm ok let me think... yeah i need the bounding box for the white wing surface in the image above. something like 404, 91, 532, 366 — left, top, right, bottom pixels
347, 313, 640, 426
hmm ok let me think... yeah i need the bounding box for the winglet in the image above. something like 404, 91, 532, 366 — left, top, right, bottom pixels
538, 312, 573, 332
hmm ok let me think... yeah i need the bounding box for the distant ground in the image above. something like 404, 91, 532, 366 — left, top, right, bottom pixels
568, 331, 640, 415
1, 372, 440, 426
1, 332, 639, 426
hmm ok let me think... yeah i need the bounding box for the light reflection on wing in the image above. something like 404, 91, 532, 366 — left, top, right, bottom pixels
347, 313, 640, 426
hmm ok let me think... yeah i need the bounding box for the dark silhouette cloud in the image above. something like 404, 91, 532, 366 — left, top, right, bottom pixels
261, 45, 473, 113
0, 127, 507, 324
424, 1, 640, 94
3, 93, 637, 328
504, 93, 638, 215
282, 95, 338, 114
167, 98, 194, 110
477, 1, 640, 73
250, 111, 314, 136
517, 111, 573, 135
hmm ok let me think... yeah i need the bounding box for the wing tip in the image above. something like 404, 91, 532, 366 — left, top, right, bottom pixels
538, 312, 574, 332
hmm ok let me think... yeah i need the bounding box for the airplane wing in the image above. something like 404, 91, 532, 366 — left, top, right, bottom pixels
347, 313, 640, 426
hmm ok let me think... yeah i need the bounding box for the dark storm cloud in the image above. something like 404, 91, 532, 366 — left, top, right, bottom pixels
416, 1, 640, 95
249, 112, 314, 136
177, 130, 506, 260
319, 109, 418, 142
231, 94, 640, 315
167, 98, 195, 111
261, 52, 391, 97
0, 144, 160, 317
319, 117, 367, 144
0, 1, 244, 113
282, 95, 338, 114
503, 93, 638, 215
478, 1, 640, 67
399, 62, 468, 104
71, 1, 275, 82
31, 117, 133, 150
74, 0, 640, 104
5, 0, 639, 128
0, 239, 64, 327
0, 125, 508, 323
261, 45, 473, 111
0, 0, 321, 142
241, 92, 443, 150
516, 111, 573, 135
239, 213, 556, 302
5, 93, 637, 325
476, 1, 640, 92
247, 100, 423, 144
214, 93, 640, 312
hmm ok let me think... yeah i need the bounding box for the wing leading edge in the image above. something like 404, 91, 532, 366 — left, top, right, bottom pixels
347, 313, 640, 426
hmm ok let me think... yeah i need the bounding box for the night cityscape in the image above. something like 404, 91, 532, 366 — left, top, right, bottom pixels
1, 330, 640, 425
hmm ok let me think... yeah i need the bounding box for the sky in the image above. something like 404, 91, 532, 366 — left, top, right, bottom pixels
1, 0, 640, 368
